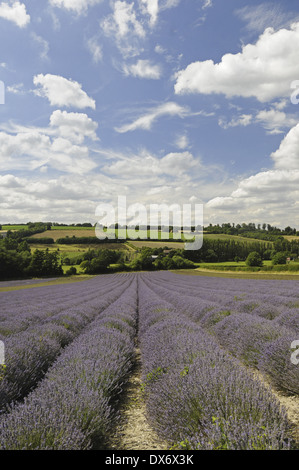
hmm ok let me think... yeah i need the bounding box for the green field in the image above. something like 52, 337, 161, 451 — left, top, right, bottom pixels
2, 225, 28, 231
173, 269, 299, 280
203, 233, 273, 244
198, 260, 273, 268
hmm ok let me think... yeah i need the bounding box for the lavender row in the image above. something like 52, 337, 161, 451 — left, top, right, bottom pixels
0, 275, 138, 450
0, 274, 133, 412
0, 274, 130, 337
138, 277, 293, 450
141, 273, 299, 396
145, 272, 299, 333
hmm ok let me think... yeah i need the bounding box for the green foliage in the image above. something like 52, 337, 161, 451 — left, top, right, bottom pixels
6, 223, 50, 241
79, 249, 122, 274
245, 252, 263, 267
56, 236, 125, 245
27, 238, 55, 244
66, 267, 77, 276
25, 249, 63, 277
127, 247, 195, 272
184, 238, 272, 263
271, 252, 287, 265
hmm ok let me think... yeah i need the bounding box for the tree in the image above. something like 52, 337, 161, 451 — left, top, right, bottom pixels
245, 251, 263, 267
66, 267, 77, 275
272, 252, 287, 265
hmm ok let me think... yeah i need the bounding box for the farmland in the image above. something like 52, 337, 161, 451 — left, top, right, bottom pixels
0, 271, 298, 450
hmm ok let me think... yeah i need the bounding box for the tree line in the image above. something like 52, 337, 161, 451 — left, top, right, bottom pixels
0, 238, 62, 280
205, 222, 298, 238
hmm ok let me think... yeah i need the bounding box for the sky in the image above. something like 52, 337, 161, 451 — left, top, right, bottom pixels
1, 0, 299, 227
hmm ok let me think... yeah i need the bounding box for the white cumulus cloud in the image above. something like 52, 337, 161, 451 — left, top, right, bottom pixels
271, 123, 299, 169
206, 123, 299, 225
123, 59, 162, 79
33, 74, 96, 110
175, 22, 299, 103
0, 1, 30, 28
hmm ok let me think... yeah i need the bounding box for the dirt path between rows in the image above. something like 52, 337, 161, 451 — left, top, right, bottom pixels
105, 347, 170, 451
252, 370, 299, 445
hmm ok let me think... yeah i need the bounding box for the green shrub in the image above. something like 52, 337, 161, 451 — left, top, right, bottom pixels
245, 252, 263, 267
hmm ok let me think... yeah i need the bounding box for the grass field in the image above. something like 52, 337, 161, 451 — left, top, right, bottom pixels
1, 225, 28, 231
203, 233, 273, 244
173, 268, 299, 280
30, 243, 129, 259
198, 260, 273, 268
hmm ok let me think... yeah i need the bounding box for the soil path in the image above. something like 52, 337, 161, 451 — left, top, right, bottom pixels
252, 370, 299, 445
105, 346, 169, 451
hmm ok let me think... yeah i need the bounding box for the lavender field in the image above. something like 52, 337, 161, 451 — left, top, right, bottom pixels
0, 272, 298, 450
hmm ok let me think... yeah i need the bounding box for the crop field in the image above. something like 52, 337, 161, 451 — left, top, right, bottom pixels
31, 229, 96, 241
0, 272, 298, 450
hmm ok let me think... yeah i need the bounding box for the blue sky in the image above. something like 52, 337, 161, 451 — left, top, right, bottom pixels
1, 0, 299, 227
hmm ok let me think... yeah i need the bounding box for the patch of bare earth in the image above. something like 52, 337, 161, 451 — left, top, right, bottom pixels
105, 347, 169, 451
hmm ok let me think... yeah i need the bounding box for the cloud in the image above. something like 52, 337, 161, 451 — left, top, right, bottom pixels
207, 170, 299, 211
202, 0, 212, 9
271, 123, 299, 169
0, 173, 121, 223
0, 129, 97, 174
235, 3, 299, 34
160, 0, 180, 9
123, 59, 162, 79
101, 1, 145, 57
255, 109, 298, 134
31, 33, 50, 60
174, 22, 299, 102
218, 114, 253, 129
154, 44, 166, 54
0, 110, 99, 174
140, 0, 159, 26
206, 123, 299, 225
175, 134, 189, 150
6, 83, 25, 95
49, 110, 99, 144
86, 36, 103, 63
0, 1, 30, 28
33, 74, 96, 110
49, 0, 103, 15
115, 101, 192, 133
103, 150, 198, 178
101, 0, 182, 57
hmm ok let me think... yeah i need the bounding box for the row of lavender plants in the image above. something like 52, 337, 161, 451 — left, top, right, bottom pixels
0, 274, 133, 413
145, 272, 299, 332
0, 274, 132, 336
138, 277, 294, 450
0, 275, 138, 450
141, 272, 299, 395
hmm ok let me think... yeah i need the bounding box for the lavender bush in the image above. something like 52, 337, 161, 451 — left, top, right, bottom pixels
0, 274, 134, 412
141, 272, 299, 396
138, 276, 294, 450
259, 335, 299, 395
0, 275, 138, 449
